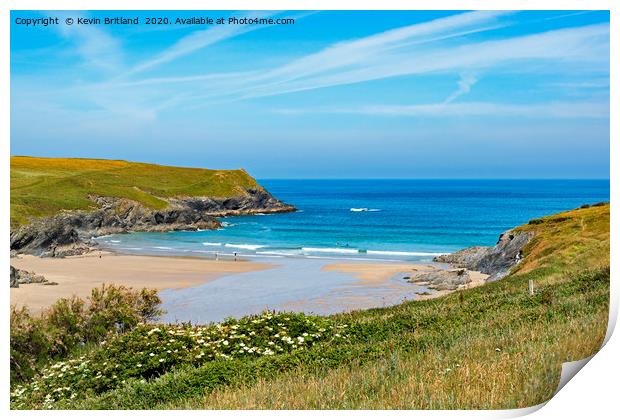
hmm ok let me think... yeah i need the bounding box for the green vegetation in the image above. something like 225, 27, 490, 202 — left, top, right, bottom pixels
515, 202, 609, 276
11, 312, 350, 409
10, 204, 610, 409
10, 285, 162, 383
11, 156, 261, 227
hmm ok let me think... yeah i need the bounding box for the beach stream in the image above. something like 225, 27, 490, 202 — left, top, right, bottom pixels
158, 257, 431, 323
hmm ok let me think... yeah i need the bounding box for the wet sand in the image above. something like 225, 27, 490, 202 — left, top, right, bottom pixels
157, 257, 435, 323
323, 261, 489, 302
323, 262, 438, 285
10, 253, 272, 314
325, 262, 488, 285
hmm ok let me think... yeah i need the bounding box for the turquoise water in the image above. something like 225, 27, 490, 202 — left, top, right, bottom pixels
97, 179, 609, 262
96, 179, 609, 322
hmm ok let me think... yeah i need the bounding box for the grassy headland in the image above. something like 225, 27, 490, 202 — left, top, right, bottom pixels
11, 156, 261, 227
10, 203, 610, 409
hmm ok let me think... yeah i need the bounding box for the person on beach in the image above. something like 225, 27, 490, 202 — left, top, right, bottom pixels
234, 252, 238, 261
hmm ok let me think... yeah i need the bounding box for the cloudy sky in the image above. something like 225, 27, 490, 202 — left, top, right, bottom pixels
11, 10, 609, 178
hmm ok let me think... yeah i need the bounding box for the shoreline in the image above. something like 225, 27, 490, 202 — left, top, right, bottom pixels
10, 252, 274, 315
93, 234, 450, 263
11, 248, 490, 320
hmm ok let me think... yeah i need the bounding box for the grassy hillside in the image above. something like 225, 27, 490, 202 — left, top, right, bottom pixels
10, 204, 610, 409
514, 202, 610, 276
10, 156, 261, 227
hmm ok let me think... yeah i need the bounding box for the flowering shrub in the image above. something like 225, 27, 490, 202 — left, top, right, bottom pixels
11, 311, 350, 409
10, 284, 162, 383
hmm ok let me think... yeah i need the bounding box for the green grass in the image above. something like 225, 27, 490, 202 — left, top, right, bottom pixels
11, 156, 262, 227
514, 204, 610, 276
10, 204, 610, 409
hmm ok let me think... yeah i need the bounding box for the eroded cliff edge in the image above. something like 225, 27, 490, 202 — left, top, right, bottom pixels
433, 229, 534, 282
11, 188, 295, 257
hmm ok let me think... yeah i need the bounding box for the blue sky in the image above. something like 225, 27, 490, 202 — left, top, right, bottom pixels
11, 10, 610, 178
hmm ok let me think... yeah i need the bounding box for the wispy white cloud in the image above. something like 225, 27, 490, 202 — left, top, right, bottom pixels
48, 11, 612, 114
141, 15, 607, 108
275, 101, 609, 119
110, 70, 256, 88
234, 22, 609, 100
246, 11, 512, 84
110, 11, 510, 99
124, 11, 285, 77
443, 73, 477, 104
50, 11, 124, 73
549, 79, 610, 89
34, 11, 286, 119
19, 11, 610, 123
542, 10, 598, 21
38, 11, 312, 120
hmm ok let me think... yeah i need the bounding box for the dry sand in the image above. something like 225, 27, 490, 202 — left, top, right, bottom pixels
10, 253, 272, 314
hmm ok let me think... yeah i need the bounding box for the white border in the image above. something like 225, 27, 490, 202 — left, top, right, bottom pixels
1, 1, 616, 419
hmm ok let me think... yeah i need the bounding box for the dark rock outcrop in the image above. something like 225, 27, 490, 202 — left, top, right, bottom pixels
408, 268, 472, 290
176, 188, 295, 216
473, 230, 533, 280
11, 188, 295, 257
10, 266, 48, 288
434, 246, 490, 268
10, 266, 18, 288
433, 229, 534, 281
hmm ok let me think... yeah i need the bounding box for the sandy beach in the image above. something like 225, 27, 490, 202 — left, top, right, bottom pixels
11, 254, 490, 318
323, 262, 489, 285
10, 253, 272, 314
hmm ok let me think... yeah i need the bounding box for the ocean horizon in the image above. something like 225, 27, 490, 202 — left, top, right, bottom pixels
97, 179, 610, 262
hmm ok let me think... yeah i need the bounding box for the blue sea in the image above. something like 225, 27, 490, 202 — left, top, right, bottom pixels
97, 179, 609, 262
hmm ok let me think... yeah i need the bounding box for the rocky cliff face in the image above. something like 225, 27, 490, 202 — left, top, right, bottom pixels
434, 229, 533, 281
10, 188, 295, 257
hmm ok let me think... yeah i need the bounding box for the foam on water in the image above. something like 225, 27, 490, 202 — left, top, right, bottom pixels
302, 247, 359, 254
366, 250, 444, 257
224, 243, 266, 250
97, 180, 609, 263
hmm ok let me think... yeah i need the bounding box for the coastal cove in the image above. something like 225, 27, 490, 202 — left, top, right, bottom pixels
73, 179, 608, 322
10, 178, 610, 321
96, 179, 610, 261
